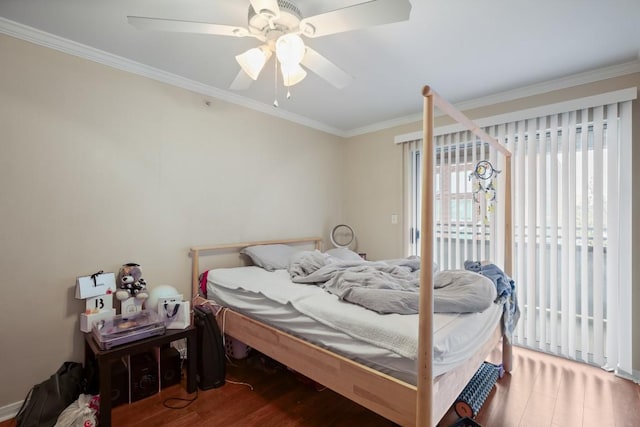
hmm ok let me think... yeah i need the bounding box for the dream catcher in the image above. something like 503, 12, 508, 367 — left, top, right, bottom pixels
469, 160, 500, 225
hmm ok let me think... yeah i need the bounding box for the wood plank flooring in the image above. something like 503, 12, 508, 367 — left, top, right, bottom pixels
2, 345, 638, 426
461, 346, 639, 427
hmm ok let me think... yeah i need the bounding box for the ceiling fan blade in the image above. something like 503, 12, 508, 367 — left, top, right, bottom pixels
301, 47, 353, 90
249, 0, 280, 16
229, 69, 254, 90
299, 0, 411, 38
127, 16, 250, 38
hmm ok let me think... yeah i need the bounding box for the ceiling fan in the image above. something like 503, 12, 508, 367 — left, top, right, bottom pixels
127, 0, 411, 92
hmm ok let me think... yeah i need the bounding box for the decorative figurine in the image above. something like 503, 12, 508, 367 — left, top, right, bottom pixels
116, 263, 149, 313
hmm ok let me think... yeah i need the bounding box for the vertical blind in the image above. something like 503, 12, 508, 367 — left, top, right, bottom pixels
401, 91, 634, 377
499, 100, 633, 375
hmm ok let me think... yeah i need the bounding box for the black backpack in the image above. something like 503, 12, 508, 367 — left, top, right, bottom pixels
193, 305, 226, 389
16, 361, 85, 427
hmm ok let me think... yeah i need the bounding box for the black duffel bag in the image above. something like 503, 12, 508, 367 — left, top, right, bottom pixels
16, 361, 85, 427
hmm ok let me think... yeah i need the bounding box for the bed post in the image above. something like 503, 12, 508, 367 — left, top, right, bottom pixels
416, 85, 435, 427
502, 155, 514, 372
503, 157, 513, 277
191, 248, 201, 305
417, 87, 515, 421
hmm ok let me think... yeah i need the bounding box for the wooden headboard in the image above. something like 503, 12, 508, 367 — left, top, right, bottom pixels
189, 236, 323, 305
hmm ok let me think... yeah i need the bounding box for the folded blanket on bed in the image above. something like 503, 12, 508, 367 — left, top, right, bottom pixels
289, 251, 496, 315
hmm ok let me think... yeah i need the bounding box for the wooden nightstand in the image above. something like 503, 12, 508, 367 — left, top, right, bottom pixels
84, 327, 197, 427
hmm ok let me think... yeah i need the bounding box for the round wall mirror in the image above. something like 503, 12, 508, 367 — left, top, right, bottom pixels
330, 224, 355, 248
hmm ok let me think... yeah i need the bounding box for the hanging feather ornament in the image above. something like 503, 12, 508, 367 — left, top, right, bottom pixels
469, 160, 500, 224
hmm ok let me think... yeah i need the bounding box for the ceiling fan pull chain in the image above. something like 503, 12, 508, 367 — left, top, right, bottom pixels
285, 60, 292, 100
273, 57, 279, 107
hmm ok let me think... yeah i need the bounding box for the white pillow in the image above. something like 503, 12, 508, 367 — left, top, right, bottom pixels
240, 244, 299, 271
325, 247, 363, 261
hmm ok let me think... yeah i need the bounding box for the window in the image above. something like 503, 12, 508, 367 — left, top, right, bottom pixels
406, 136, 499, 270
400, 90, 634, 377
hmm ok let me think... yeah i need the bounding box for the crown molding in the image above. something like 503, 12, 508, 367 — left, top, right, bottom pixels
380, 59, 640, 139
2, 17, 639, 139
346, 58, 640, 138
0, 17, 345, 137
452, 59, 640, 113
343, 112, 422, 138
393, 86, 638, 144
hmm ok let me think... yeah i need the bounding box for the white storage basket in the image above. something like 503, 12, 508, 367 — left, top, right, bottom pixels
224, 335, 251, 359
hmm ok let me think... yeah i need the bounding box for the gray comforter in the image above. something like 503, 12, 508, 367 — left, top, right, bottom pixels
289, 251, 496, 315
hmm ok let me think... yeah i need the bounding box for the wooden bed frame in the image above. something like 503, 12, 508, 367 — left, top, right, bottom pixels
190, 86, 513, 426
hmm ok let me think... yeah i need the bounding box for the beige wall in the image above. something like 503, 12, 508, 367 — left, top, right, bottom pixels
1, 30, 638, 411
343, 74, 640, 375
0, 34, 345, 406
341, 125, 408, 260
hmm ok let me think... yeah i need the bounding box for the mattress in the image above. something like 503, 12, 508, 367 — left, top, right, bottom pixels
207, 266, 502, 385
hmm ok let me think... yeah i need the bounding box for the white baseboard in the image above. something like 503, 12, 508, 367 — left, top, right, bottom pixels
0, 400, 22, 422
616, 368, 640, 385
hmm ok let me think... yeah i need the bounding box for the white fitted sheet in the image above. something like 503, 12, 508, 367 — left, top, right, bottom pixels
207, 266, 502, 384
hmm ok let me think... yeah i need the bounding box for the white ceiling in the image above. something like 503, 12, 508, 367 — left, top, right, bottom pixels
1, 0, 639, 136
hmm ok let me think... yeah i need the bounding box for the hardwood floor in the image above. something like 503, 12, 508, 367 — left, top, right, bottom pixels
2, 345, 638, 426
465, 346, 639, 427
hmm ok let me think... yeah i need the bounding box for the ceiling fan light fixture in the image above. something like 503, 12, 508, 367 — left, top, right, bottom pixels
235, 46, 272, 80
275, 33, 305, 66
128, 0, 413, 92
280, 62, 307, 87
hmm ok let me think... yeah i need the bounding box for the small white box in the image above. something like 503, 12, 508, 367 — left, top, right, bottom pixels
80, 308, 116, 333
75, 272, 116, 299
120, 297, 144, 315
85, 294, 114, 313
